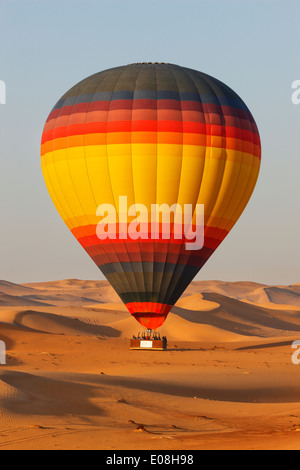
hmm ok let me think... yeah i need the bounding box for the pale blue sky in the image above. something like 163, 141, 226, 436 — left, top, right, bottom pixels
0, 0, 299, 285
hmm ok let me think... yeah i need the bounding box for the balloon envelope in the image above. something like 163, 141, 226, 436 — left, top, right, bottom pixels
41, 63, 261, 330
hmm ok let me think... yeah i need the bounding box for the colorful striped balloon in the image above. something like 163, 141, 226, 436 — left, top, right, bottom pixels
41, 63, 261, 330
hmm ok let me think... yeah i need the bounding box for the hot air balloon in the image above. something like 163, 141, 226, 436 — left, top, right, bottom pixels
41, 63, 261, 335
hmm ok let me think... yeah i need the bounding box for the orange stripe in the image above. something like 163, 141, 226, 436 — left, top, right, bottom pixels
42, 121, 260, 145
41, 132, 261, 158
71, 224, 229, 246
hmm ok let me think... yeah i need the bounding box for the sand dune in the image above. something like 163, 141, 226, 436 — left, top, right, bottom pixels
0, 292, 52, 308
24, 279, 120, 304
175, 293, 220, 311
174, 292, 300, 338
182, 280, 267, 299
0, 280, 37, 296
1, 278, 300, 450
183, 281, 300, 310
0, 308, 121, 337
264, 286, 300, 307
2, 278, 300, 341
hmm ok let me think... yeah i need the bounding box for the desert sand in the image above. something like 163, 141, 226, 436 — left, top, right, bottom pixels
1, 278, 300, 450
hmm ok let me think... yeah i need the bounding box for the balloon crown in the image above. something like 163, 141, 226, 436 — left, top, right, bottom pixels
129, 62, 170, 65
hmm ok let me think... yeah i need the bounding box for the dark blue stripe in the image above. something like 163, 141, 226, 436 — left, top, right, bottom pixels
51, 90, 250, 113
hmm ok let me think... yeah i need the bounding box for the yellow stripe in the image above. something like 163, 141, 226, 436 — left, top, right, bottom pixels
41, 143, 259, 231
42, 144, 260, 167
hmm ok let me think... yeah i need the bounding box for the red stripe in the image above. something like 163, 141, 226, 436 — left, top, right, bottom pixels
126, 302, 172, 314
72, 224, 228, 247
41, 120, 260, 146
131, 312, 169, 330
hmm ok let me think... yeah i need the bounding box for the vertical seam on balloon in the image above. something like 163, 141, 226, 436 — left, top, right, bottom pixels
220, 100, 260, 237
198, 74, 232, 241
161, 66, 203, 306
60, 79, 102, 239
46, 99, 76, 228
209, 87, 247, 240
171, 72, 259, 303
104, 67, 139, 300
126, 65, 146, 304
163, 68, 227, 304
105, 67, 137, 302
130, 64, 148, 307
79, 71, 130, 296
205, 83, 254, 243
43, 80, 102, 250
41, 100, 70, 224
50, 93, 86, 233
66, 69, 130, 298
41, 161, 67, 224
63, 77, 117, 286
198, 72, 229, 236
171, 69, 230, 299
63, 83, 99, 227
152, 63, 159, 313
162, 67, 209, 305
183, 68, 210, 225
156, 64, 184, 312
41, 121, 69, 227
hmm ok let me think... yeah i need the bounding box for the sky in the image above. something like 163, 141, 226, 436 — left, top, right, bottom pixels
0, 0, 299, 285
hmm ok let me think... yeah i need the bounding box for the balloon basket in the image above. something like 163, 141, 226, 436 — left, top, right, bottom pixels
130, 330, 167, 351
